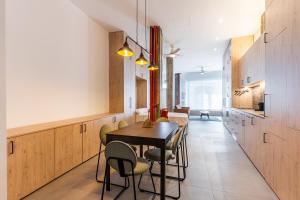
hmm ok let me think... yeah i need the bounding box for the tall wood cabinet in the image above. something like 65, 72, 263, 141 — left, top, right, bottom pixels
239, 35, 265, 87
109, 31, 149, 124
222, 36, 253, 111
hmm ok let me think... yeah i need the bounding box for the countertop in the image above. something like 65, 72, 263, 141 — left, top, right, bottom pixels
7, 113, 121, 139
231, 108, 265, 118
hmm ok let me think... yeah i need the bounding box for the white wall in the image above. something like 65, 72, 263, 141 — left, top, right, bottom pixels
0, 0, 7, 198
6, 0, 109, 128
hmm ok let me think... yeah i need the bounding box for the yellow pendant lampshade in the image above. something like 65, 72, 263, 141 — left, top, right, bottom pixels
135, 52, 149, 65
148, 62, 159, 71
117, 41, 134, 57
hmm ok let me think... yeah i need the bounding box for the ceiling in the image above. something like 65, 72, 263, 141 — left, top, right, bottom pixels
71, 0, 265, 73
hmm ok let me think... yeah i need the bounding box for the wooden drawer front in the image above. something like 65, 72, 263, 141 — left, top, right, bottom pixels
54, 124, 83, 177
8, 130, 55, 200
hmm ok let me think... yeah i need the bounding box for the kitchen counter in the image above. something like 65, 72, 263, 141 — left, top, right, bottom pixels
231, 108, 265, 118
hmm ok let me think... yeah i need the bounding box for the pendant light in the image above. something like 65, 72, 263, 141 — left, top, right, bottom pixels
145, 0, 158, 71
135, 0, 149, 65
117, 39, 134, 57
148, 62, 159, 71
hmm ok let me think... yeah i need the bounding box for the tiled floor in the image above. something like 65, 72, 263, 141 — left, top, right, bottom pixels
24, 120, 278, 200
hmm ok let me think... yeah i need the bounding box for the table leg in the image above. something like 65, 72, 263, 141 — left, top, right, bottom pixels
140, 145, 144, 158
160, 145, 166, 200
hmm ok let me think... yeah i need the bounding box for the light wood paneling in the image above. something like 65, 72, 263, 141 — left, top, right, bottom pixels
8, 130, 55, 200
109, 31, 125, 113
136, 77, 147, 109
54, 124, 83, 177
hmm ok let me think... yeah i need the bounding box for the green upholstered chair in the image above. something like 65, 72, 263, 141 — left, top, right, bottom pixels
96, 124, 114, 182
138, 128, 184, 199
155, 117, 169, 123
118, 120, 129, 129
101, 141, 155, 200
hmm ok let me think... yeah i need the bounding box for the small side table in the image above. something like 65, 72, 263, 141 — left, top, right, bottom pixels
200, 111, 210, 119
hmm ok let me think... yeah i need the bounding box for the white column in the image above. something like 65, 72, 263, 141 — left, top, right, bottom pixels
0, 0, 7, 199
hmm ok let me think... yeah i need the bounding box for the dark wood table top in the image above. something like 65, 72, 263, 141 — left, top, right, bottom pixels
107, 122, 179, 146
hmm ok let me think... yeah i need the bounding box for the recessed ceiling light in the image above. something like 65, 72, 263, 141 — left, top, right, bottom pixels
214, 48, 217, 51
218, 18, 224, 24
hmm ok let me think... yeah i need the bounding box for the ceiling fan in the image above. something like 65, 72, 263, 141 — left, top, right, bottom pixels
199, 66, 206, 75
164, 45, 182, 58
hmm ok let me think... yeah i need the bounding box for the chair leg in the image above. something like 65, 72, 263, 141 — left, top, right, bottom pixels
96, 144, 102, 182
184, 136, 189, 167
132, 171, 137, 200
176, 150, 181, 199
100, 162, 107, 200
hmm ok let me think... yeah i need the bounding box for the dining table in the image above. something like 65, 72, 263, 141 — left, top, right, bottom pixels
106, 121, 179, 200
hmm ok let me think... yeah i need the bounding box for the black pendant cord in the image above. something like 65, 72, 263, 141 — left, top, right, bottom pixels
136, 0, 139, 44
145, 0, 147, 51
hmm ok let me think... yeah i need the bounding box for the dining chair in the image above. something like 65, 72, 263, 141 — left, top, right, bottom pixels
96, 124, 114, 182
118, 120, 128, 129
138, 128, 184, 199
166, 125, 188, 181
156, 117, 169, 122
101, 141, 156, 200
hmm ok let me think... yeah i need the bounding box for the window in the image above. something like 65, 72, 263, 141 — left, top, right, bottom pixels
184, 72, 222, 110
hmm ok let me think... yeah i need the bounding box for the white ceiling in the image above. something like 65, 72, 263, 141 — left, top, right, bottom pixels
71, 0, 265, 73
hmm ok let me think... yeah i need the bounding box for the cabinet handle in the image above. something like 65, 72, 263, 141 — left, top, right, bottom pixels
242, 120, 245, 127
80, 124, 83, 133
263, 133, 268, 143
8, 141, 14, 155
84, 124, 87, 132
264, 94, 269, 117
251, 117, 255, 125
247, 76, 251, 83
264, 33, 268, 43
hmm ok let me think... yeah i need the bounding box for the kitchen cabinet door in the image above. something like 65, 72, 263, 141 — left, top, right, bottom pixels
262, 132, 285, 193
244, 115, 260, 162
286, 0, 300, 131
236, 113, 245, 147
82, 121, 97, 162
265, 29, 290, 139
54, 124, 83, 177
265, 0, 293, 43
8, 130, 55, 200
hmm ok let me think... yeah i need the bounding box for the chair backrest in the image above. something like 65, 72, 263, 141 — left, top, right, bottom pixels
100, 124, 114, 146
156, 117, 169, 123
118, 120, 128, 129
105, 141, 137, 176
170, 128, 184, 153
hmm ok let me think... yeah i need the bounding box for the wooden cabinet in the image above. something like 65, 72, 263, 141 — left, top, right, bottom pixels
236, 113, 245, 148
222, 36, 253, 109
286, 0, 300, 131
109, 31, 148, 124
82, 121, 96, 162
265, 29, 289, 139
244, 115, 260, 162
54, 124, 83, 177
265, 0, 293, 43
239, 35, 265, 87
8, 130, 55, 200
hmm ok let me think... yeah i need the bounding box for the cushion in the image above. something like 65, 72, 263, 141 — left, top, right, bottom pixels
144, 148, 174, 162
127, 158, 150, 175
175, 105, 182, 109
